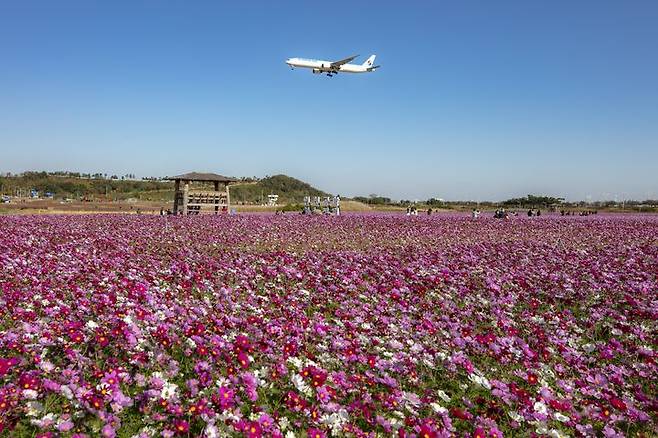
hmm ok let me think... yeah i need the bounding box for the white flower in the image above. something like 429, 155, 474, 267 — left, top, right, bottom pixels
402, 391, 421, 407
26, 401, 44, 416
279, 416, 290, 431
287, 356, 303, 369
86, 320, 99, 329
549, 429, 567, 438
291, 374, 312, 397
320, 410, 350, 434
285, 432, 296, 438
554, 412, 570, 422
96, 383, 112, 397
468, 373, 492, 390
437, 390, 450, 402
131, 427, 156, 438
582, 343, 595, 353
23, 389, 39, 399
534, 423, 548, 435
430, 402, 447, 414
389, 340, 403, 350
204, 424, 219, 438
40, 361, 55, 373
60, 385, 73, 399
160, 382, 178, 400
508, 411, 523, 422
534, 401, 548, 415
122, 315, 134, 325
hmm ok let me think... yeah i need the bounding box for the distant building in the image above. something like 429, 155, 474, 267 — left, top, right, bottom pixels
267, 194, 279, 206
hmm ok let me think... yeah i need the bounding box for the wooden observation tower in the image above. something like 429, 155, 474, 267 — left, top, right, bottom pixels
167, 172, 237, 215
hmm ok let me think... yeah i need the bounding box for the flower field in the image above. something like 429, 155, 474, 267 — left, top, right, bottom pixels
0, 214, 656, 437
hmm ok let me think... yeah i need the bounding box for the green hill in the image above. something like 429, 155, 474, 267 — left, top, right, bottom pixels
0, 172, 171, 200
0, 172, 329, 205
230, 174, 329, 205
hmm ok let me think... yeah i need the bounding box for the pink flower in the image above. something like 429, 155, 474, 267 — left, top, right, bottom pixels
215, 386, 235, 410
307, 428, 326, 438
245, 421, 262, 438
173, 419, 189, 434
58, 420, 75, 432
0, 357, 19, 376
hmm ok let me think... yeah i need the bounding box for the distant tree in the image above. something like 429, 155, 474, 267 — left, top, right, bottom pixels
426, 198, 444, 206
502, 195, 564, 208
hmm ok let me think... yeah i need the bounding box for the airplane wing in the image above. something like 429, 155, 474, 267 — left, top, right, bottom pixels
330, 55, 359, 68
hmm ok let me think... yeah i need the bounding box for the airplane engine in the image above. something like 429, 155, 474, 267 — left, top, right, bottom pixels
312, 68, 322, 74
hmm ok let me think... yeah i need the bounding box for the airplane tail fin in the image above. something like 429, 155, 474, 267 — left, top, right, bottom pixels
363, 55, 376, 67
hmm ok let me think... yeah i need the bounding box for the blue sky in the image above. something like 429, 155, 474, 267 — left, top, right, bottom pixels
1, 1, 657, 201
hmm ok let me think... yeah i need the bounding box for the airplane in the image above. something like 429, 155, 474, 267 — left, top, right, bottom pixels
285, 54, 380, 77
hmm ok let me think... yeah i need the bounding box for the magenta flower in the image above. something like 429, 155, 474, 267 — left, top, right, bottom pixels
172, 419, 189, 434
307, 428, 326, 438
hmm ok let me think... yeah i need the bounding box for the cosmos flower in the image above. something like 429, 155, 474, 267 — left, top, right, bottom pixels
0, 213, 654, 436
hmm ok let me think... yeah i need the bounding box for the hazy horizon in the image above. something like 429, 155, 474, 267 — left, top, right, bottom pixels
1, 1, 657, 201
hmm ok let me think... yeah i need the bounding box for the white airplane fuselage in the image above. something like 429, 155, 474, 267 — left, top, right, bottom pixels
285, 56, 378, 74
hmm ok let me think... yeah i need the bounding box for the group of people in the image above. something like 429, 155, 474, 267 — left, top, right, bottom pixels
491, 208, 544, 218
493, 208, 517, 219
406, 206, 419, 216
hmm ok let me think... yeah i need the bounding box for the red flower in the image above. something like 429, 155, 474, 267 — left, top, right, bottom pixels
69, 331, 84, 343
283, 341, 298, 356
610, 397, 627, 411
237, 351, 250, 369
527, 373, 538, 385
234, 335, 251, 352
450, 407, 470, 420
97, 333, 110, 347
89, 396, 103, 410
18, 373, 40, 390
